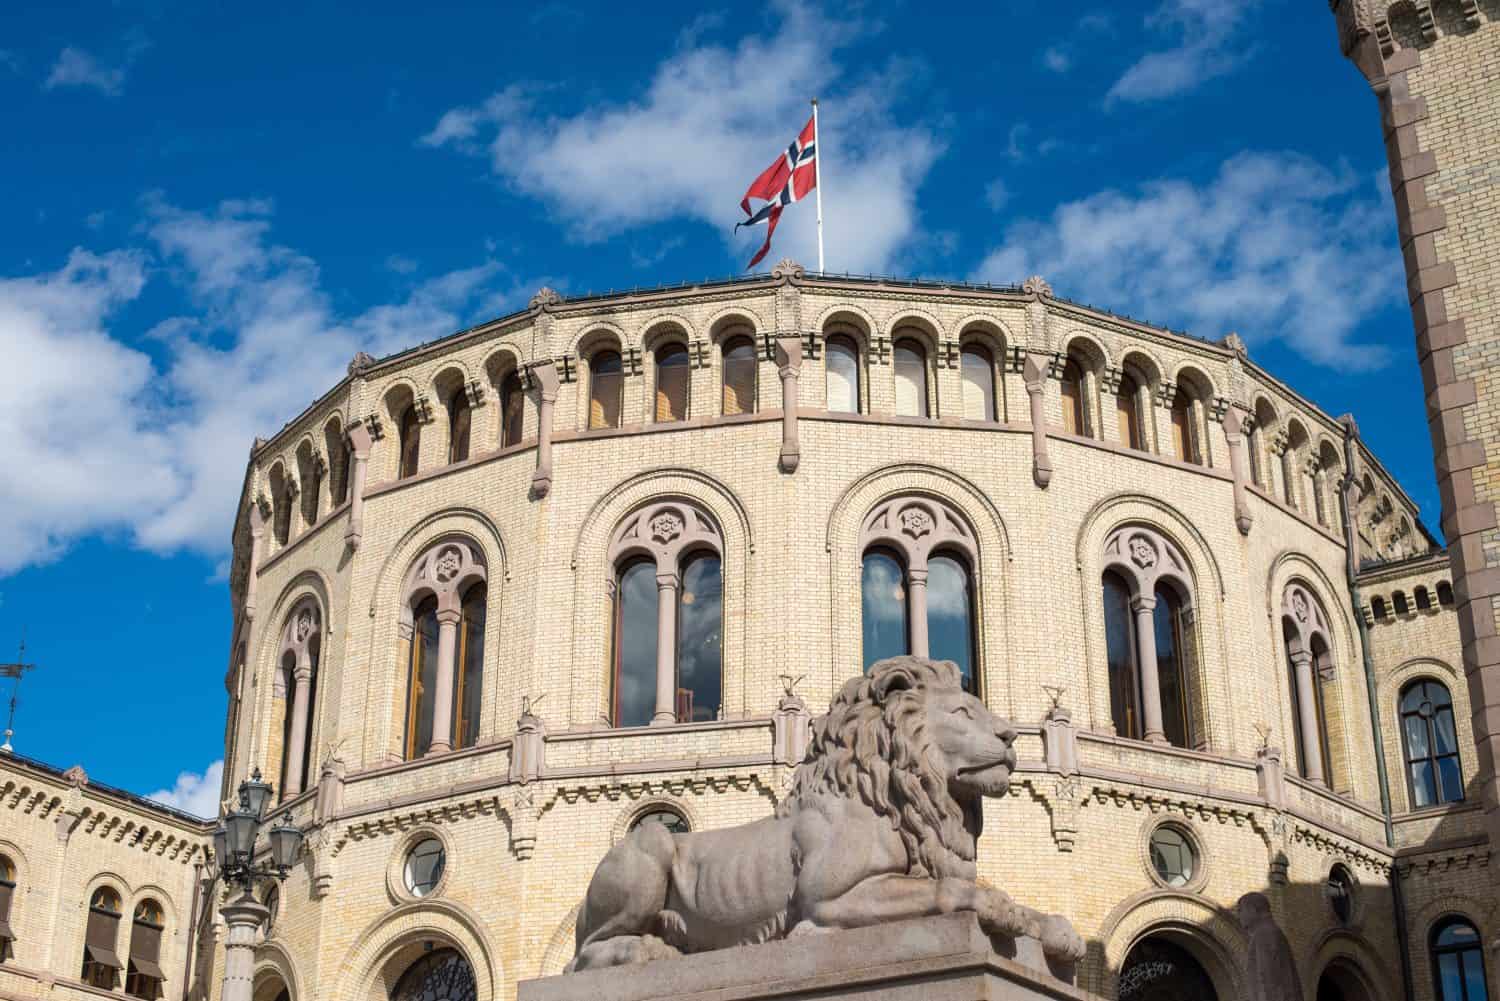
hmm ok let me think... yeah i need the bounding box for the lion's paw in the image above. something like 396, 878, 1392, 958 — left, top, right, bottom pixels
1039, 914, 1086, 963
975, 888, 1030, 940
635, 935, 683, 964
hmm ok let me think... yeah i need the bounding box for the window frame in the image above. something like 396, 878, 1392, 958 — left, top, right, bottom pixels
1060, 357, 1087, 437
1400, 679, 1464, 809
653, 343, 691, 423
959, 343, 997, 422
398, 405, 422, 479
1430, 916, 1489, 1001
81, 887, 123, 990
499, 370, 525, 448
611, 556, 660, 729
588, 350, 625, 430
720, 335, 758, 416
404, 595, 441, 760
124, 899, 165, 1000
892, 337, 929, 418
446, 390, 471, 464
824, 334, 861, 414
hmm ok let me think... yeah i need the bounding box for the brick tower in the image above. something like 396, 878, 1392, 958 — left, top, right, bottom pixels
1329, 1, 1500, 847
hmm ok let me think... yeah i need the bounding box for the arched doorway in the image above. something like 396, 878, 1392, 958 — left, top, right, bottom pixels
1118, 936, 1218, 1001
390, 949, 476, 1001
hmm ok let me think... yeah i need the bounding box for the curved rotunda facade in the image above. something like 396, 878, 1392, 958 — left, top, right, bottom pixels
0, 265, 1491, 1001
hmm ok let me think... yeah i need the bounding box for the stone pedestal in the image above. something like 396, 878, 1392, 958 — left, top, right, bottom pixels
518, 913, 1103, 1001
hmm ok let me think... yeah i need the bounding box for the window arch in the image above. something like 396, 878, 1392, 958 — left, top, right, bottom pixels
1430, 917, 1488, 1001
398, 405, 422, 479
1118, 935, 1219, 1001
857, 497, 979, 694
1283, 582, 1335, 786
296, 440, 322, 529
893, 337, 929, 418
721, 335, 757, 416
1100, 526, 1199, 747
1060, 357, 1086, 437
1115, 371, 1144, 450
825, 334, 860, 413
960, 343, 996, 422
1248, 401, 1275, 488
276, 600, 321, 799
1401, 679, 1463, 808
1169, 393, 1198, 464
447, 389, 471, 464
390, 949, 476, 1001
325, 419, 350, 508
1437, 581, 1455, 607
1394, 591, 1410, 616
81, 886, 123, 989
125, 899, 165, 1000
607, 501, 724, 727
500, 369, 525, 447
401, 540, 488, 758
0, 854, 15, 963
588, 350, 624, 429
1371, 596, 1389, 621
654, 342, 690, 423
268, 464, 291, 547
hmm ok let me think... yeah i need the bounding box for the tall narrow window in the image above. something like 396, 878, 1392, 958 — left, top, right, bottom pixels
1170, 395, 1197, 464
1060, 359, 1086, 436
1116, 374, 1142, 450
1247, 423, 1264, 487
1103, 572, 1140, 739
500, 371, 525, 447
453, 584, 486, 750
447, 391, 471, 464
0, 854, 15, 963
894, 339, 928, 417
655, 344, 690, 422
1438, 581, 1455, 607
1402, 680, 1463, 808
589, 351, 624, 430
326, 422, 350, 506
1285, 622, 1333, 781
825, 335, 860, 413
399, 406, 422, 479
928, 554, 976, 694
677, 553, 722, 722
404, 597, 440, 759
613, 559, 658, 727
1431, 918, 1488, 1001
961, 345, 996, 421
288, 638, 319, 795
861, 550, 908, 672
81, 888, 123, 989
1154, 585, 1192, 749
722, 337, 757, 416
125, 900, 164, 1000
277, 653, 297, 794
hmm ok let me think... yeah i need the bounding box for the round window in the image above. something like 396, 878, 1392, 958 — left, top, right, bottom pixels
1148, 826, 1196, 887
403, 838, 447, 897
1327, 864, 1355, 924
631, 809, 689, 835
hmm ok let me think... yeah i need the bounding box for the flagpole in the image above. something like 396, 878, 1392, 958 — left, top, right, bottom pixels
812, 97, 824, 274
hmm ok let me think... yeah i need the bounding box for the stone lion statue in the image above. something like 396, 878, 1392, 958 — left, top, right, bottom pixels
568, 657, 1086, 972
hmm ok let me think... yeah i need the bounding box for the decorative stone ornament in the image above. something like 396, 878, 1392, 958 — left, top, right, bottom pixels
529, 286, 562, 312
1127, 535, 1157, 570
346, 351, 376, 376
649, 513, 683, 545
1022, 274, 1053, 300
771, 258, 805, 280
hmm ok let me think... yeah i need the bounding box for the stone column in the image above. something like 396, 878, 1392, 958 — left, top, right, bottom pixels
427, 608, 461, 755
651, 570, 680, 725
219, 892, 269, 1001
531, 360, 560, 498
344, 423, 373, 550
775, 335, 802, 473
1223, 407, 1254, 535
907, 568, 930, 658
1022, 354, 1052, 488
245, 504, 265, 620
1289, 649, 1325, 785
1131, 594, 1166, 744
283, 653, 313, 796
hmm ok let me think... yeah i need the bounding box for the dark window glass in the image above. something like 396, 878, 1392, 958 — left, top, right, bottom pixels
390, 949, 476, 1001
277, 652, 297, 793
326, 424, 349, 506
1437, 581, 1455, 607
589, 351, 624, 430
1328, 865, 1355, 925
1402, 680, 1464, 808
1415, 587, 1432, 611
1171, 394, 1197, 464
655, 344, 690, 422
631, 809, 689, 834
613, 559, 658, 727
1155, 585, 1192, 749
861, 550, 907, 672
894, 339, 928, 417
500, 371, 525, 447
928, 554, 976, 694
1394, 591, 1410, 615
1060, 358, 1085, 436
125, 900, 163, 1000
1119, 937, 1218, 1001
447, 392, 471, 464
826, 335, 860, 413
405, 597, 440, 759
403, 838, 446, 897
1431, 918, 1488, 1001
1116, 374, 1142, 450
454, 584, 486, 750
0, 853, 15, 961
961, 345, 996, 421
722, 337, 757, 416
81, 888, 122, 989
1372, 596, 1389, 621
1148, 826, 1195, 887
399, 406, 421, 478
677, 553, 722, 723
1103, 572, 1139, 739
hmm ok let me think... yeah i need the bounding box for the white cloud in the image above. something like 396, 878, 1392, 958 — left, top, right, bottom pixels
45, 47, 127, 95
147, 760, 223, 819
421, 6, 942, 274
972, 152, 1402, 369
984, 178, 1009, 212
1042, 47, 1072, 73
0, 198, 518, 576
1106, 0, 1254, 105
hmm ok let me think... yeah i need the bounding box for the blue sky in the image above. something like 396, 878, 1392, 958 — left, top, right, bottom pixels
0, 0, 1431, 816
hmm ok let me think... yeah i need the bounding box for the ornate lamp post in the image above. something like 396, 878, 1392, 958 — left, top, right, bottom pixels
213, 770, 304, 1001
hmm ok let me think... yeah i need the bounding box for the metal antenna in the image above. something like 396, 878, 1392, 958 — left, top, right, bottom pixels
1, 635, 39, 753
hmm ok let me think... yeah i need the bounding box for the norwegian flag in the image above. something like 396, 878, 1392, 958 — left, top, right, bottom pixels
735, 114, 817, 269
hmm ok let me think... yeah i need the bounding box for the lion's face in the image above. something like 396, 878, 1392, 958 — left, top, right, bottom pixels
924, 686, 1019, 799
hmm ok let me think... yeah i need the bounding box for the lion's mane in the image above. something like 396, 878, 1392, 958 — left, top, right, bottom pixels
777, 657, 978, 880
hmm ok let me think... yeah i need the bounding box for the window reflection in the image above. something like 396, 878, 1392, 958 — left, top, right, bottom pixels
1154, 585, 1191, 748
405, 597, 439, 759
614, 559, 658, 727
1103, 572, 1139, 739
928, 554, 975, 693
1431, 918, 1488, 1001
722, 337, 757, 416
655, 344, 690, 423
454, 583, 485, 749
677, 554, 722, 722
861, 550, 907, 671
1401, 679, 1463, 808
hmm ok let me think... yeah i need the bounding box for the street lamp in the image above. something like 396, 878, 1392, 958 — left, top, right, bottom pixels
213, 770, 305, 1001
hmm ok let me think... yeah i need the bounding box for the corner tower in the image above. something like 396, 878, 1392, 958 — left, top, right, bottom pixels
1329, 0, 1500, 845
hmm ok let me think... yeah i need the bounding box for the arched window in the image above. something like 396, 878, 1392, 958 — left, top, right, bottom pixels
1437, 581, 1455, 607
858, 497, 979, 694
447, 390, 471, 464
398, 405, 421, 479
1103, 571, 1139, 739
589, 350, 624, 430
1170, 393, 1197, 464
893, 338, 928, 417
1118, 936, 1218, 1001
500, 370, 525, 447
81, 887, 123, 989
401, 540, 489, 758
325, 420, 349, 507
1394, 591, 1410, 616
607, 502, 725, 727
1154, 584, 1192, 748
1115, 373, 1143, 451
297, 442, 321, 528
268, 465, 291, 546
1401, 680, 1463, 808
125, 899, 165, 1000
959, 344, 995, 421
1283, 583, 1335, 785
1060, 358, 1086, 436
825, 334, 860, 413
1371, 596, 1389, 621
390, 949, 476, 1001
276, 602, 321, 799
1247, 424, 1265, 487
721, 336, 757, 416
655, 343, 690, 422
1430, 917, 1488, 1001
631, 808, 689, 834
0, 854, 15, 963
1415, 586, 1432, 611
